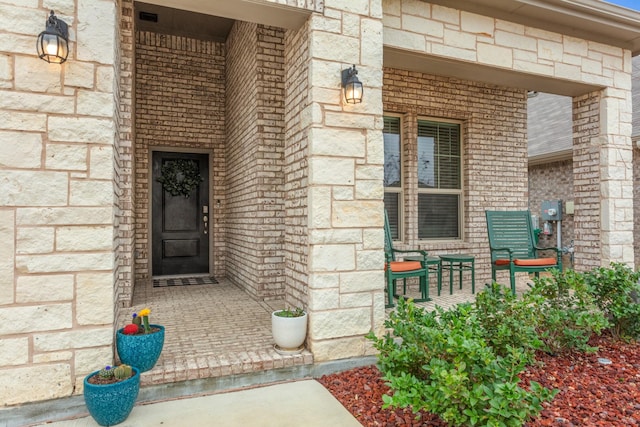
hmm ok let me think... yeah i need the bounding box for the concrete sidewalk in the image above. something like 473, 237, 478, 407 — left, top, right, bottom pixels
29, 380, 361, 427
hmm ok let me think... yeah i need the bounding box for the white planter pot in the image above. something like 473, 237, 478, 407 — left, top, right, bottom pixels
271, 310, 308, 353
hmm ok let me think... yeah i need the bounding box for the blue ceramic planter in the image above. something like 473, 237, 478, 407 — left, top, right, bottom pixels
83, 367, 140, 426
116, 324, 165, 372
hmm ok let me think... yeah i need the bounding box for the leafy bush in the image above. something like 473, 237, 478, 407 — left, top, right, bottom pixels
583, 262, 640, 339
367, 298, 557, 426
524, 269, 608, 354
474, 282, 542, 363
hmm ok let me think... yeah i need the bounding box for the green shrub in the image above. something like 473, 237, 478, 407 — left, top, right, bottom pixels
474, 282, 542, 363
524, 269, 608, 354
583, 262, 640, 339
367, 298, 557, 427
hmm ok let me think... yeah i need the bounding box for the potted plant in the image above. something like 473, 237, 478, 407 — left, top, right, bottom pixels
83, 364, 140, 426
116, 307, 165, 372
271, 307, 307, 354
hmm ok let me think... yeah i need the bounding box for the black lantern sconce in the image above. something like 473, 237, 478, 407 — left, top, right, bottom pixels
36, 11, 69, 64
341, 64, 363, 104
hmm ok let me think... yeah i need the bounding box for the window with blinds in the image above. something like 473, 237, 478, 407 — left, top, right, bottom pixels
383, 116, 401, 240
417, 119, 462, 240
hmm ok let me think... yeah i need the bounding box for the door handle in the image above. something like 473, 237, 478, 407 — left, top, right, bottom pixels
203, 215, 208, 234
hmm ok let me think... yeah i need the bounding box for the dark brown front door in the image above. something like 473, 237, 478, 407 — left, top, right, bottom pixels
152, 152, 209, 276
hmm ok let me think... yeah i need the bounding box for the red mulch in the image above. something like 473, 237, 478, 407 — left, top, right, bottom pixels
318, 336, 640, 426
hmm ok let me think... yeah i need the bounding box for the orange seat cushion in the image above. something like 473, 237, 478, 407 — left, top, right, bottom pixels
494, 258, 557, 266
385, 261, 423, 272
514, 258, 557, 266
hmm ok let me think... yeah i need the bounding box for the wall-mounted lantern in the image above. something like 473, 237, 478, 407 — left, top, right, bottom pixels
36, 11, 69, 64
341, 65, 363, 104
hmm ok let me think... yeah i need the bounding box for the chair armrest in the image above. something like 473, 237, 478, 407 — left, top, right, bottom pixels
393, 249, 427, 256
534, 245, 560, 253
393, 250, 427, 261
489, 247, 515, 260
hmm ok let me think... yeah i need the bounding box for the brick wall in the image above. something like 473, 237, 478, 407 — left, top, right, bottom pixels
572, 92, 602, 271
528, 159, 575, 267
225, 22, 286, 299
635, 146, 640, 268
116, 0, 134, 309
134, 32, 226, 281
283, 26, 310, 309
383, 69, 529, 285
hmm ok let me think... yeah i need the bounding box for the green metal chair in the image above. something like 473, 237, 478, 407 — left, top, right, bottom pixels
485, 210, 562, 294
384, 211, 430, 308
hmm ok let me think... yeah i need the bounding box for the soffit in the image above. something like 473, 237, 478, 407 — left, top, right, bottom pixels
135, 2, 234, 42
138, 0, 311, 32
424, 0, 640, 55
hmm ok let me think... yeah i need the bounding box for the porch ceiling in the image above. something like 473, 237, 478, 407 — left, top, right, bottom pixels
425, 0, 640, 55
136, 2, 234, 42
384, 47, 602, 97
137, 0, 312, 32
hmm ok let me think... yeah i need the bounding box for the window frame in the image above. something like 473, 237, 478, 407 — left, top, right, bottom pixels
383, 113, 403, 241
416, 116, 464, 242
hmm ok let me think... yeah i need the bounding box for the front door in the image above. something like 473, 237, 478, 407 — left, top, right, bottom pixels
152, 151, 209, 276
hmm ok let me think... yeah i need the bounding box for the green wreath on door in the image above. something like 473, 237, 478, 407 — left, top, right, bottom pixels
156, 159, 203, 198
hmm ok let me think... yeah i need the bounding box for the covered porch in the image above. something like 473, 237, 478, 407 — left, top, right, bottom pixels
3, 0, 640, 411
117, 0, 639, 390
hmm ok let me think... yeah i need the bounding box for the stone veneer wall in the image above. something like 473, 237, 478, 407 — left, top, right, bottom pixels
134, 32, 226, 281
301, 1, 386, 361
383, 69, 528, 285
225, 22, 286, 300
0, 1, 119, 405
384, 0, 626, 90
528, 159, 575, 266
263, 0, 323, 12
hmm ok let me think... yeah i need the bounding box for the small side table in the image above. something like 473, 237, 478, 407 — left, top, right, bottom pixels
439, 254, 475, 295
403, 256, 442, 296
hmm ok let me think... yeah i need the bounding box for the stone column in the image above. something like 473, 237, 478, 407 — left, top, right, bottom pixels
301, 2, 386, 361
598, 83, 635, 266
0, 1, 119, 405
573, 62, 634, 270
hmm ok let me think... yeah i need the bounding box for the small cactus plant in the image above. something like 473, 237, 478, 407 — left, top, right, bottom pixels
88, 364, 135, 385
98, 366, 114, 379
113, 364, 133, 380
123, 308, 153, 334
138, 308, 151, 333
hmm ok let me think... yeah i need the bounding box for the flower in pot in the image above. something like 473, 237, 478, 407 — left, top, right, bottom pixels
116, 307, 165, 372
271, 307, 307, 354
83, 364, 140, 426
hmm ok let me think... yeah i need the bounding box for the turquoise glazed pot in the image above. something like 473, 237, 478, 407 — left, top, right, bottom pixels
83, 367, 140, 426
116, 324, 165, 372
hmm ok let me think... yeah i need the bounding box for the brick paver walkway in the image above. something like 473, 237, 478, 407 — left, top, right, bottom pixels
120, 278, 313, 386
123, 273, 531, 387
